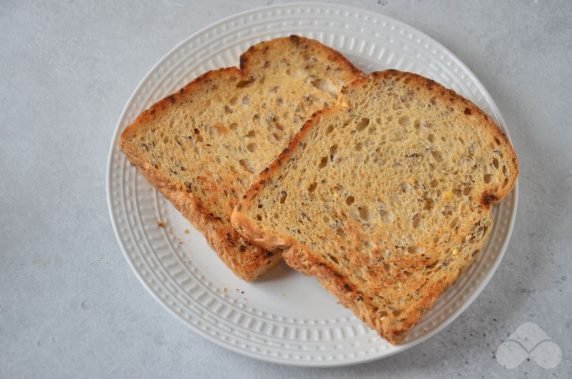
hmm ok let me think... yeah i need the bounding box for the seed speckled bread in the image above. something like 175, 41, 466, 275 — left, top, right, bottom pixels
231, 70, 518, 341
120, 36, 363, 280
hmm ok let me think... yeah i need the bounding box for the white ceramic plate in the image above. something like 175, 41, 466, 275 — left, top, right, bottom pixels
107, 3, 518, 366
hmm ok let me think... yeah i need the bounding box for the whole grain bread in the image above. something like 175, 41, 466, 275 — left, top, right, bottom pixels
231, 70, 518, 342
120, 36, 363, 280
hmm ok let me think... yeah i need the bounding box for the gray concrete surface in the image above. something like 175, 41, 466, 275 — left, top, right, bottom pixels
1, 0, 571, 377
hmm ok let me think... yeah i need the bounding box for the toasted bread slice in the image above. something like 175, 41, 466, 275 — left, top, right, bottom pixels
232, 70, 518, 341
120, 36, 363, 280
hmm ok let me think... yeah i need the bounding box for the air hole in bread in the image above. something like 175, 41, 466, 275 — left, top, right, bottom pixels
236, 78, 255, 88
308, 182, 318, 193
328, 254, 339, 264
247, 143, 257, 152
423, 197, 434, 210
430, 179, 439, 188
431, 150, 443, 162
358, 206, 369, 221
229, 123, 238, 131
311, 78, 323, 88
229, 96, 238, 105
400, 182, 409, 193
494, 137, 501, 145
503, 177, 509, 187
375, 117, 382, 124
502, 165, 507, 174
356, 118, 370, 132
256, 214, 262, 221
319, 157, 328, 168
492, 157, 500, 169
346, 196, 355, 205
252, 114, 260, 123
398, 115, 410, 127
239, 159, 255, 173
412, 213, 421, 229
224, 105, 233, 114
311, 78, 337, 96
196, 135, 204, 143
329, 144, 338, 160
279, 191, 287, 204
414, 120, 420, 129
163, 135, 170, 144
452, 188, 462, 197
484, 174, 492, 184
442, 206, 453, 217
355, 143, 363, 151
425, 261, 438, 270
450, 217, 459, 228
275, 97, 283, 106
242, 96, 250, 105
326, 124, 334, 134
407, 246, 419, 254
246, 130, 256, 138
336, 227, 346, 238
428, 133, 436, 143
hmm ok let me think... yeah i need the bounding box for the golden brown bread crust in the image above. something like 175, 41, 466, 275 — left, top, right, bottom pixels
120, 36, 363, 280
232, 70, 518, 341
